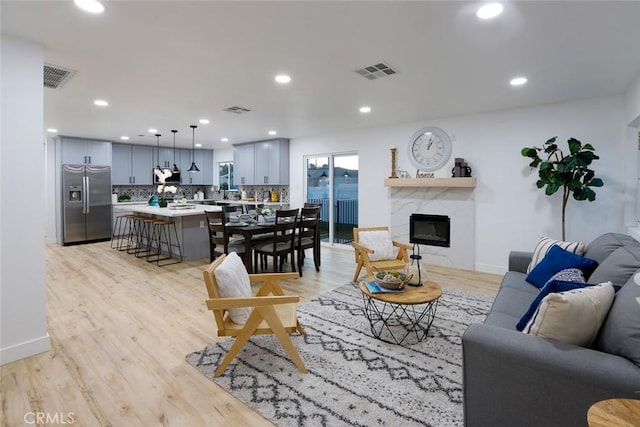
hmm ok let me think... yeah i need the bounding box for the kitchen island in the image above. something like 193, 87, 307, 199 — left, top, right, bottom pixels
113, 204, 221, 261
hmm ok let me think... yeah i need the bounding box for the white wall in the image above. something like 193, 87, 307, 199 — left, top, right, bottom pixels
212, 146, 234, 187
0, 36, 50, 364
623, 73, 640, 237
291, 95, 626, 274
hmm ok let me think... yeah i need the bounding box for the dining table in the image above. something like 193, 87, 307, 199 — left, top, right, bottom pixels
225, 213, 321, 274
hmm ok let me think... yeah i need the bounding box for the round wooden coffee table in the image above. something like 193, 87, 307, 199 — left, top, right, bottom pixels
359, 279, 442, 345
587, 398, 640, 427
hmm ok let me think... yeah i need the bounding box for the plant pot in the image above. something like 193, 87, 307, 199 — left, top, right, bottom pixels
158, 199, 168, 208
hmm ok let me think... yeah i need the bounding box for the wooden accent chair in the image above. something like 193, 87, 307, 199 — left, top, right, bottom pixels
202, 253, 307, 377
352, 226, 412, 282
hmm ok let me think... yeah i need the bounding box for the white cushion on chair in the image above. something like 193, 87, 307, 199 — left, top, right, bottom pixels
358, 230, 398, 261
213, 252, 252, 324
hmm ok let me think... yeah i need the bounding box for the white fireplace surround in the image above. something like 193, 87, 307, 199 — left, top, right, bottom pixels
389, 186, 475, 270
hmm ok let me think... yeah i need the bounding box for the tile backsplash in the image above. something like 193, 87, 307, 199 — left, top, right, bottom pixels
112, 184, 289, 203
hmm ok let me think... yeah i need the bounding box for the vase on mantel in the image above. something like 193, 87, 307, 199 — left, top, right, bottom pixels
158, 199, 168, 208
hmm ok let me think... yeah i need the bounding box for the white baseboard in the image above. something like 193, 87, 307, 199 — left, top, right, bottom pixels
474, 262, 507, 276
0, 334, 51, 366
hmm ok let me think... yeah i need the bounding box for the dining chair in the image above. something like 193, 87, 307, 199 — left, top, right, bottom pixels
202, 252, 306, 377
295, 206, 321, 276
352, 226, 412, 282
253, 208, 299, 273
204, 210, 246, 263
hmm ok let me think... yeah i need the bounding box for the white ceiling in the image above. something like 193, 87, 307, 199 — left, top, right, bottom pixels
2, 1, 640, 150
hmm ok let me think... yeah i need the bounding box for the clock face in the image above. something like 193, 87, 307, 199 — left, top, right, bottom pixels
407, 126, 452, 172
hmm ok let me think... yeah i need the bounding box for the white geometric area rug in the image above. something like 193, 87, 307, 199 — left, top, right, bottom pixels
186, 283, 492, 427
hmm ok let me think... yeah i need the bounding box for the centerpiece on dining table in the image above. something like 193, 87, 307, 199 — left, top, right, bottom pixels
255, 206, 276, 223
155, 169, 177, 207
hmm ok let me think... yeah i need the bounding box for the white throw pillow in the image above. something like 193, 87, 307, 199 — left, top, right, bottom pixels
523, 281, 615, 347
526, 237, 586, 273
213, 252, 252, 324
358, 230, 399, 261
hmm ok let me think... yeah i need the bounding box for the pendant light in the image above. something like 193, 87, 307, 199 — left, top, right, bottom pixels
171, 129, 180, 173
155, 133, 162, 171
188, 125, 200, 172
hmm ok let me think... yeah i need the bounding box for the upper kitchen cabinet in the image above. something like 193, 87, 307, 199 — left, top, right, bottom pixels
112, 144, 153, 185
153, 147, 179, 170
233, 139, 289, 185
233, 143, 255, 185
178, 148, 213, 185
60, 136, 111, 165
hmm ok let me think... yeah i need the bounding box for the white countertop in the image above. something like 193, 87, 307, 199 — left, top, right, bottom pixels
113, 204, 221, 217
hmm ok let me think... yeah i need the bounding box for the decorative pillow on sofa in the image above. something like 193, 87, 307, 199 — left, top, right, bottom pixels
213, 252, 252, 324
594, 272, 640, 367
522, 282, 615, 347
587, 245, 640, 285
526, 237, 586, 274
526, 245, 598, 288
358, 230, 399, 261
516, 268, 587, 331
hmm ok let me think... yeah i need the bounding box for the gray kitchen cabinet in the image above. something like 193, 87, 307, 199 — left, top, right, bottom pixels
111, 143, 153, 185
201, 149, 214, 185
254, 139, 289, 185
233, 143, 256, 185
179, 148, 212, 185
61, 136, 111, 165
233, 139, 289, 185
153, 147, 178, 170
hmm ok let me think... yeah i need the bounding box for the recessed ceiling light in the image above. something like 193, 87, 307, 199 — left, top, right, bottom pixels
221, 137, 229, 142
268, 130, 278, 136
195, 143, 202, 148
275, 74, 291, 84
359, 106, 372, 113
477, 3, 504, 19
510, 76, 528, 86
148, 128, 158, 133
199, 119, 210, 124
47, 128, 58, 133
93, 99, 108, 107
120, 136, 130, 140
74, 0, 104, 14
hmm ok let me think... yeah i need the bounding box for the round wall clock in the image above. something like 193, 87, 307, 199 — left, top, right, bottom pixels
407, 126, 453, 172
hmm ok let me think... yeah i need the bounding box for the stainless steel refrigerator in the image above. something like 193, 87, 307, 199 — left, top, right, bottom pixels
62, 164, 112, 245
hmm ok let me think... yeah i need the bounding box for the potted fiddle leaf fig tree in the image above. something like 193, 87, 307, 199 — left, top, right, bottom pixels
521, 137, 604, 240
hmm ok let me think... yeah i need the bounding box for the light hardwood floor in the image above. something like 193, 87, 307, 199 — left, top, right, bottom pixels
1, 242, 501, 426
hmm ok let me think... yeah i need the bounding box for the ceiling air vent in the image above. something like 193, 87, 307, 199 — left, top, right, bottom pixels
354, 62, 397, 80
223, 106, 252, 114
44, 64, 77, 89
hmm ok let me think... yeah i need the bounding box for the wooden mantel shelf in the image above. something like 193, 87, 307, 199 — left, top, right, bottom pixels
384, 177, 476, 188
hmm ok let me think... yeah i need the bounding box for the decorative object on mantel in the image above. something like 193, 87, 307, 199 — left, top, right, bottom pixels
187, 125, 200, 172
407, 126, 453, 172
452, 157, 472, 177
398, 169, 411, 179
416, 171, 434, 178
389, 146, 398, 178
521, 136, 603, 240
155, 169, 177, 208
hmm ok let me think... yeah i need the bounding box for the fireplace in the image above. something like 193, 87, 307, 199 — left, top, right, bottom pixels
409, 214, 451, 248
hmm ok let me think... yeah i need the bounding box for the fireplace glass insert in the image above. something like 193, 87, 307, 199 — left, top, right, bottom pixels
409, 214, 450, 247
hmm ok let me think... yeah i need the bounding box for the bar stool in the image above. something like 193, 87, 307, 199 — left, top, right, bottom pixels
112, 214, 135, 251
135, 217, 155, 258
126, 214, 146, 254
146, 218, 183, 266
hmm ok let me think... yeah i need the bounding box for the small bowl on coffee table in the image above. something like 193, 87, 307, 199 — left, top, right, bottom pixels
374, 271, 411, 290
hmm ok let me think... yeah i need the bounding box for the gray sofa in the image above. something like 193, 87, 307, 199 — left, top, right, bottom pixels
462, 233, 640, 427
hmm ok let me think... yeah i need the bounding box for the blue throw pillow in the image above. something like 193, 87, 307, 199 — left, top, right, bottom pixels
526, 245, 598, 288
516, 280, 591, 331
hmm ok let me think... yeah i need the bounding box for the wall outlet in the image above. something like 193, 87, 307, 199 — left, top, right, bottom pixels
199, 220, 204, 228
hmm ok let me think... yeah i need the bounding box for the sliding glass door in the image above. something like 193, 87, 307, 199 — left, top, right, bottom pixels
305, 153, 358, 245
